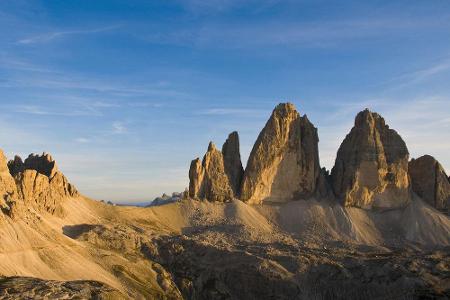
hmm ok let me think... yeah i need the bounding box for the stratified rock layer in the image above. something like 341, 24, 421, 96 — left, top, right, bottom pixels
240, 103, 321, 204
331, 109, 411, 209
189, 143, 234, 202
222, 131, 244, 196
409, 155, 450, 211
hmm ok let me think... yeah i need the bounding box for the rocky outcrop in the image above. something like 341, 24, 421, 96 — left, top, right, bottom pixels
222, 131, 244, 196
240, 103, 321, 204
0, 152, 79, 218
315, 168, 334, 200
331, 109, 411, 209
409, 155, 450, 211
14, 153, 78, 216
0, 277, 126, 299
189, 142, 234, 202
9, 153, 58, 177
0, 151, 18, 217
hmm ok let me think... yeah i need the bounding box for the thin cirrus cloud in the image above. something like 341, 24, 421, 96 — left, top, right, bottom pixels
198, 108, 268, 117
1, 62, 189, 99
388, 57, 450, 88
112, 121, 127, 134
75, 137, 90, 144
12, 100, 119, 117
14, 104, 101, 117
16, 25, 121, 45
135, 16, 450, 49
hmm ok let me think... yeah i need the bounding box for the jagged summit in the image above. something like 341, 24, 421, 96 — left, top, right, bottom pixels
222, 131, 244, 196
0, 151, 79, 219
331, 109, 410, 209
9, 152, 58, 178
189, 137, 235, 202
409, 155, 450, 211
186, 102, 450, 216
207, 141, 216, 152
241, 102, 321, 203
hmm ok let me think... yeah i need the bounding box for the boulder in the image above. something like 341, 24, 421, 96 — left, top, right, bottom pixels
240, 103, 321, 204
331, 109, 411, 209
188, 142, 234, 202
409, 155, 450, 211
222, 131, 244, 196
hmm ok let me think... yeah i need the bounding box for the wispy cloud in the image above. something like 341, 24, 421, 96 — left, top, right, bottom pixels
112, 121, 127, 134
198, 108, 267, 117
392, 58, 450, 88
136, 16, 450, 49
0, 54, 58, 74
75, 137, 90, 144
1, 70, 188, 99
176, 0, 280, 15
11, 99, 121, 117
17, 25, 120, 45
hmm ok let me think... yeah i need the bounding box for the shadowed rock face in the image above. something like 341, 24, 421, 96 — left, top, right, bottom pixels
331, 109, 411, 209
222, 131, 244, 196
409, 155, 450, 212
9, 153, 58, 177
240, 103, 321, 204
189, 142, 234, 202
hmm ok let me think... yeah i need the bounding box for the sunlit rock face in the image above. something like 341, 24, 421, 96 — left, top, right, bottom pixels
331, 109, 411, 209
3, 152, 78, 218
189, 142, 235, 202
409, 155, 450, 212
240, 103, 321, 204
0, 151, 18, 217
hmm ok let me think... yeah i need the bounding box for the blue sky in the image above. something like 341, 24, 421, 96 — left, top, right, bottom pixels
1, 0, 450, 203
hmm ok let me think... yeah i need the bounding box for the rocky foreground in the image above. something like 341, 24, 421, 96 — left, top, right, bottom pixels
0, 277, 125, 300
0, 103, 448, 299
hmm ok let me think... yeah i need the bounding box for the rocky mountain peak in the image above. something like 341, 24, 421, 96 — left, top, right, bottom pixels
240, 102, 321, 204
189, 135, 236, 202
207, 141, 217, 152
331, 109, 411, 209
409, 155, 450, 212
23, 153, 59, 178
222, 131, 244, 196
0, 150, 79, 219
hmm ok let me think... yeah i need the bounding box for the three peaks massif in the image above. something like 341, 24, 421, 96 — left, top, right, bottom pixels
189, 103, 450, 212
0, 103, 449, 299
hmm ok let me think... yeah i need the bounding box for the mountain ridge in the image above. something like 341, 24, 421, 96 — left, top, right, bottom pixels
0, 102, 448, 299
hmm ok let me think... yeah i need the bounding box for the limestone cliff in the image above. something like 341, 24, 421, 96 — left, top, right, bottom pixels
331, 109, 410, 209
240, 103, 321, 204
189, 142, 234, 202
222, 131, 244, 196
2, 152, 78, 218
0, 151, 18, 217
409, 155, 450, 211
